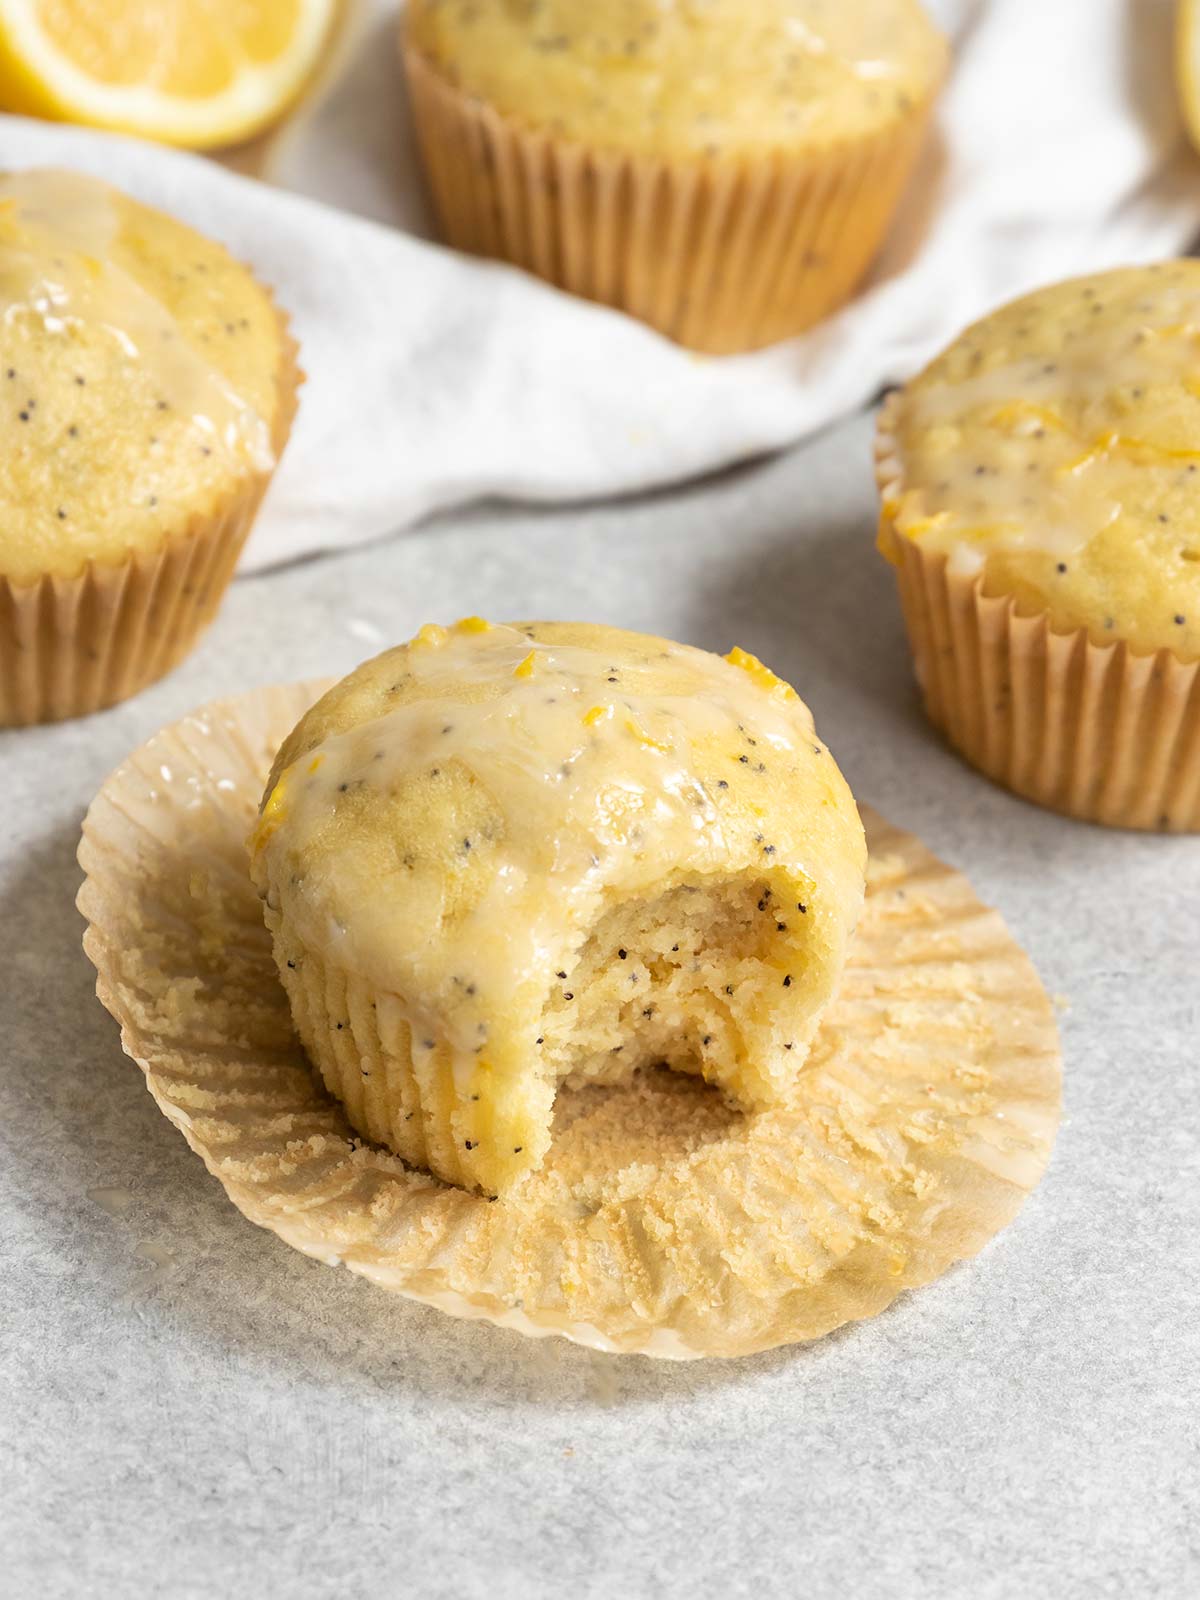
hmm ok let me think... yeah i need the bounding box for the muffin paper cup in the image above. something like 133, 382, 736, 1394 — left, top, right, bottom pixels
403, 43, 940, 356
77, 681, 1061, 1359
876, 396, 1200, 832
0, 311, 301, 728
276, 939, 476, 1192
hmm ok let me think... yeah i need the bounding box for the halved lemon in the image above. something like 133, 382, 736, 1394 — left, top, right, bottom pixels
1178, 0, 1200, 151
0, 0, 338, 149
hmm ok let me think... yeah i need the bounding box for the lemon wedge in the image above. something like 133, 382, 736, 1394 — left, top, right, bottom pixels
0, 0, 337, 149
1178, 0, 1200, 151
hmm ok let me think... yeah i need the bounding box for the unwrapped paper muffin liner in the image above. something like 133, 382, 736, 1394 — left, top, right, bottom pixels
876, 394, 1200, 832
403, 43, 940, 356
78, 681, 1061, 1359
0, 311, 301, 728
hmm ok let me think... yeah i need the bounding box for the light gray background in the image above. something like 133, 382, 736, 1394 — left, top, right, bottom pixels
2, 409, 1197, 1599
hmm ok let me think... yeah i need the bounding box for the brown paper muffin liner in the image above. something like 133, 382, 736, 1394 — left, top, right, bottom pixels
0, 311, 301, 729
78, 681, 1061, 1359
278, 940, 471, 1191
875, 395, 1200, 832
402, 42, 940, 355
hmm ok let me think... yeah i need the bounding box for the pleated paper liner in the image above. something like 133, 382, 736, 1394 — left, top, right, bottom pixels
875, 396, 1200, 832
78, 681, 1061, 1359
0, 311, 301, 729
402, 43, 940, 356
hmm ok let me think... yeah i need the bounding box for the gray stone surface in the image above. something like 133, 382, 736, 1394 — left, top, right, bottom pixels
2, 409, 1196, 1599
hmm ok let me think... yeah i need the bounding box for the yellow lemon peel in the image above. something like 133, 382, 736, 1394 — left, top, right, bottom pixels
623, 715, 672, 753
724, 645, 798, 701
412, 623, 449, 651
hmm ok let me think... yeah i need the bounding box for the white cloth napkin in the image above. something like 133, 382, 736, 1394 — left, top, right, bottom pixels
0, 0, 1196, 571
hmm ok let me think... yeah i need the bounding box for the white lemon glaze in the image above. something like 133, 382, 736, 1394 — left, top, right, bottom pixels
882, 263, 1200, 655
0, 169, 272, 470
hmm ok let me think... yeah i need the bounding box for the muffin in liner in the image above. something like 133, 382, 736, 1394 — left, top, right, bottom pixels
78, 681, 1061, 1359
0, 310, 300, 729
248, 621, 868, 1198
876, 392, 1200, 832
402, 40, 941, 355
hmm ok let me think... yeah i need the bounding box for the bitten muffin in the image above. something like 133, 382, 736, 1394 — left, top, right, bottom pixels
403, 0, 947, 353
249, 619, 867, 1195
84, 678, 1062, 1356
0, 167, 299, 726
876, 261, 1200, 831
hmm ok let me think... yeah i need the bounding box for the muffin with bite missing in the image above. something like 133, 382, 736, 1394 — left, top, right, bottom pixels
249, 618, 867, 1195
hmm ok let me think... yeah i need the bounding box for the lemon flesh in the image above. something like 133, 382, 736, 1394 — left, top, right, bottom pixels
0, 0, 337, 149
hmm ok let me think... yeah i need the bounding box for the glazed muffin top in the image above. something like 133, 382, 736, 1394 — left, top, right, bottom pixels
0, 168, 288, 586
879, 263, 1200, 660
252, 621, 866, 1007
406, 0, 948, 159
